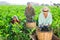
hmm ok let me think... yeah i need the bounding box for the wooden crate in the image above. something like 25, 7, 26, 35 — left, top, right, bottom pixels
36, 30, 53, 40
26, 22, 36, 28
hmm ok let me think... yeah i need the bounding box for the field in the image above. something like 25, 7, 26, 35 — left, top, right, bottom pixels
0, 5, 60, 40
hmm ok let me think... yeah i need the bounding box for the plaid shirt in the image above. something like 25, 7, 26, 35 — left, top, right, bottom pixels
25, 7, 35, 18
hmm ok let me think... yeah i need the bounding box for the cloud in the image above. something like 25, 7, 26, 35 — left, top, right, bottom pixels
0, 0, 60, 5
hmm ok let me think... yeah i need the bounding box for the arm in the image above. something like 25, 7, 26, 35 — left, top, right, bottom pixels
11, 20, 14, 24
32, 8, 35, 16
38, 13, 43, 27
48, 13, 52, 26
17, 20, 20, 24
25, 8, 27, 17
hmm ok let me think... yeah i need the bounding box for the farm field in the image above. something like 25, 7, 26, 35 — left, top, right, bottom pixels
0, 5, 60, 40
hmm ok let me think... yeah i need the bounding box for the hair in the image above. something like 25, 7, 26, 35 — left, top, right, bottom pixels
27, 2, 31, 5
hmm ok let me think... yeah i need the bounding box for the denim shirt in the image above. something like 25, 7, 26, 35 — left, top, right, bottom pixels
38, 12, 52, 27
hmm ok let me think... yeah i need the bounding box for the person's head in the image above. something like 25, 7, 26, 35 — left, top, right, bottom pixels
27, 2, 32, 8
42, 7, 49, 18
12, 15, 18, 21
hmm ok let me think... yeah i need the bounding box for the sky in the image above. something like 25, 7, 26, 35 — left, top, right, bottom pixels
0, 0, 60, 5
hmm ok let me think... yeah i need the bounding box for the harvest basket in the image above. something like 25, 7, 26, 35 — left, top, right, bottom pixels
36, 29, 53, 40
26, 22, 36, 28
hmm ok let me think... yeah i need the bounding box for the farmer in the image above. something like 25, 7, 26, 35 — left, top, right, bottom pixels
24, 2, 36, 40
38, 7, 52, 31
8, 15, 20, 40
11, 15, 20, 24
25, 2, 35, 22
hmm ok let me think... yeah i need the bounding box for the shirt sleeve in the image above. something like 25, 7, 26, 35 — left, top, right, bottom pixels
38, 13, 43, 27
48, 13, 52, 25
25, 8, 27, 17
32, 8, 35, 16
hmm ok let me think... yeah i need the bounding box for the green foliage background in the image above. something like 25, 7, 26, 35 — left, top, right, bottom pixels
0, 5, 60, 40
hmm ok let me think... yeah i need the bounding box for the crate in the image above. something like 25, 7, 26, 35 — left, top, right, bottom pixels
26, 22, 36, 28
36, 29, 53, 40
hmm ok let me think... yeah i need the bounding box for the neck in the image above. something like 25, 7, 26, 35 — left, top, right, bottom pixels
28, 7, 31, 9
44, 14, 48, 18
14, 20, 17, 22
45, 16, 47, 18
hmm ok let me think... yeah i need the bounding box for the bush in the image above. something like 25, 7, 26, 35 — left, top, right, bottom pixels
0, 5, 60, 40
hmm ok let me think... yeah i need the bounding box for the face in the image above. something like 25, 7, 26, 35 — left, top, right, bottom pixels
13, 17, 17, 21
27, 4, 32, 8
43, 8, 49, 18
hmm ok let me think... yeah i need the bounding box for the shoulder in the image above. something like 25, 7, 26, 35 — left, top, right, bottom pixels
39, 13, 43, 15
49, 12, 52, 14
11, 20, 14, 24
25, 7, 28, 11
39, 13, 43, 17
25, 7, 28, 10
48, 12, 52, 16
31, 7, 34, 10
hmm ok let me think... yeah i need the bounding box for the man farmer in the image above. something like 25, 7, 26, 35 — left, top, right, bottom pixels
25, 2, 35, 22
38, 7, 60, 40
38, 7, 52, 31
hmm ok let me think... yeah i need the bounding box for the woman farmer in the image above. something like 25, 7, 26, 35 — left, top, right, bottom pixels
11, 15, 20, 24
25, 2, 35, 22
7, 15, 20, 40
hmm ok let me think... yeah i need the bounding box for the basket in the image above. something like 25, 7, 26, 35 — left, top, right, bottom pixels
36, 29, 53, 40
26, 22, 36, 28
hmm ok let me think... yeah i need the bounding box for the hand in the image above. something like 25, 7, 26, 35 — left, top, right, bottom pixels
48, 24, 50, 27
44, 24, 48, 26
32, 16, 34, 18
